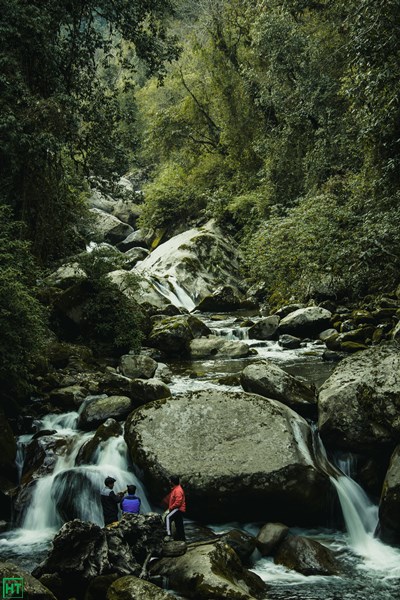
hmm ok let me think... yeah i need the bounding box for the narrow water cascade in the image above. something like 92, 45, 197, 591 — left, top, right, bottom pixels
310, 430, 400, 578
148, 275, 196, 312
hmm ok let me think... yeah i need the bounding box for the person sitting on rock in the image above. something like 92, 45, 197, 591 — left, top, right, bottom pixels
164, 475, 186, 541
101, 476, 125, 526
121, 484, 141, 514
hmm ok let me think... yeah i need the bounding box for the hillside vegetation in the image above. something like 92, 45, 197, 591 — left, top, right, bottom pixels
1, 0, 400, 405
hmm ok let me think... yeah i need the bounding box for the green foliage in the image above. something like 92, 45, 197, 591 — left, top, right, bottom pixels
0, 207, 47, 409
137, 0, 400, 300
77, 248, 145, 355
0, 0, 177, 262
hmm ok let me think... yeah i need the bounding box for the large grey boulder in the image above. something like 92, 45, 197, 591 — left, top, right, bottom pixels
190, 336, 251, 359
274, 535, 340, 575
240, 361, 316, 417
124, 390, 331, 524
90, 208, 134, 245
0, 562, 57, 599
278, 307, 332, 338
111, 221, 245, 311
149, 541, 266, 600
379, 445, 400, 545
318, 343, 400, 452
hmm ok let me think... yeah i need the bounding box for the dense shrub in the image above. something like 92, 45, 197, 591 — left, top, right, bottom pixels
76, 248, 145, 355
0, 208, 47, 411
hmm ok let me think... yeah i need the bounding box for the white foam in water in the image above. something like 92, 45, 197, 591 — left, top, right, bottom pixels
332, 475, 400, 577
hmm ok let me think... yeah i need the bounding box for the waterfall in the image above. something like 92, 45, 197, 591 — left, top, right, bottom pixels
150, 276, 196, 312
18, 419, 152, 536
311, 429, 400, 575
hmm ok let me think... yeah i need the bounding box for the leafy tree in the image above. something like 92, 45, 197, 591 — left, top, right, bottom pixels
0, 207, 47, 412
75, 247, 145, 356
0, 0, 177, 262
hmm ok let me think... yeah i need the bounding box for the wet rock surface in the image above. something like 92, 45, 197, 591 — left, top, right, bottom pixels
124, 389, 331, 524
274, 534, 341, 575
318, 342, 400, 453
241, 360, 316, 417
150, 540, 267, 600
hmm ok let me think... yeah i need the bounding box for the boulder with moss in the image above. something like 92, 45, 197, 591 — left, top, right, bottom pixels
124, 390, 331, 525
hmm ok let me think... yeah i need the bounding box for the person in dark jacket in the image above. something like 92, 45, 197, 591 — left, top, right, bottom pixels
164, 475, 186, 541
121, 484, 141, 514
100, 476, 125, 525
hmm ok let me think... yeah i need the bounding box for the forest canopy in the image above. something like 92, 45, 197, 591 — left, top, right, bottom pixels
1, 0, 400, 405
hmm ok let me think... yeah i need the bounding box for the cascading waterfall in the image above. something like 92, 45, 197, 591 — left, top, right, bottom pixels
15, 413, 152, 540
312, 430, 400, 576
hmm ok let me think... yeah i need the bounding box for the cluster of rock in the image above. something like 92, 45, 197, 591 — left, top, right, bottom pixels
2, 512, 343, 600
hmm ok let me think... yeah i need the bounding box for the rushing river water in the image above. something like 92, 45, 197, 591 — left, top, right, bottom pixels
1, 312, 399, 599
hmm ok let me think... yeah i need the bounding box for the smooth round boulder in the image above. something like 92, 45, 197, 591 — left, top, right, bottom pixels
318, 343, 400, 452
124, 390, 331, 525
78, 396, 132, 430
241, 361, 316, 417
274, 535, 340, 575
379, 445, 400, 545
278, 307, 332, 338
129, 378, 171, 407
278, 334, 301, 349
119, 355, 158, 379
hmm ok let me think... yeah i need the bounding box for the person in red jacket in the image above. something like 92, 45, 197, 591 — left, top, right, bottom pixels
164, 475, 186, 541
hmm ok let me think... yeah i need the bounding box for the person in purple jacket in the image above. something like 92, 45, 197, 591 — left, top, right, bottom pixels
121, 484, 141, 514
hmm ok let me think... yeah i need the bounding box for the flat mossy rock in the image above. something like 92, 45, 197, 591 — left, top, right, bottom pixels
318, 342, 400, 452
190, 336, 251, 359
124, 390, 331, 525
274, 535, 341, 575
150, 541, 266, 600
106, 575, 175, 600
78, 396, 133, 430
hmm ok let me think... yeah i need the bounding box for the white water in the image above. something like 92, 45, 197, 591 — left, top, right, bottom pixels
332, 475, 400, 576
2, 415, 153, 551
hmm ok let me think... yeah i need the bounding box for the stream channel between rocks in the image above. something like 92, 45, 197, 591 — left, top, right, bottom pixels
1, 312, 399, 599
